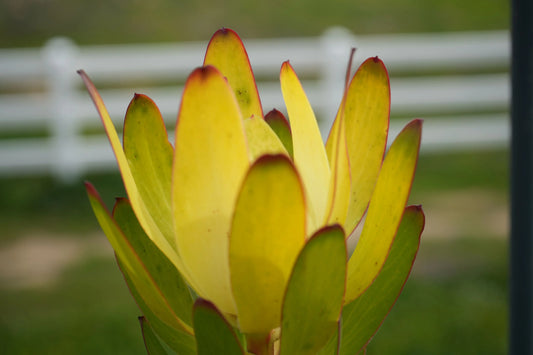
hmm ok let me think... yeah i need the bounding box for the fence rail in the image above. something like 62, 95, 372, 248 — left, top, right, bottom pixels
0, 28, 510, 181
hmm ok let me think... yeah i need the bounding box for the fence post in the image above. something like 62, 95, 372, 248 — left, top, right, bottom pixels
320, 27, 356, 139
42, 37, 80, 182
510, 0, 533, 352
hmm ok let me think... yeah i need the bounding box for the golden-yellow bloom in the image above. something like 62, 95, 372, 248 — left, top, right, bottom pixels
82, 28, 424, 354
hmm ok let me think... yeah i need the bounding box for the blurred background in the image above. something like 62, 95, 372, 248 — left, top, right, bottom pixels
0, 0, 509, 354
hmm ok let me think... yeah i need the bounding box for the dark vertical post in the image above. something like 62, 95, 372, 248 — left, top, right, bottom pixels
510, 0, 533, 353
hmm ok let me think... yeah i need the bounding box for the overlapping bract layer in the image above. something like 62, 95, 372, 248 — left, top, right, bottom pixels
82, 28, 424, 355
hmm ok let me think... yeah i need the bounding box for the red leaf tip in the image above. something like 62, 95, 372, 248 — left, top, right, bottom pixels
84, 181, 98, 196
401, 118, 423, 134
253, 153, 293, 168
193, 298, 223, 316
280, 60, 292, 74
264, 108, 288, 122
188, 65, 220, 82
212, 27, 239, 39
266, 108, 282, 116
406, 204, 423, 213
408, 118, 424, 130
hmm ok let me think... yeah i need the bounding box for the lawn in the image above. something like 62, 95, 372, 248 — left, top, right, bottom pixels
0, 149, 509, 354
368, 237, 508, 355
0, 0, 509, 48
0, 237, 508, 355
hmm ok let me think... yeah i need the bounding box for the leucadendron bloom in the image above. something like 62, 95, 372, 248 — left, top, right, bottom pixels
81, 28, 425, 355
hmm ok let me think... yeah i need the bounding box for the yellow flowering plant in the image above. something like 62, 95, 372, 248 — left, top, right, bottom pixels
80, 28, 424, 355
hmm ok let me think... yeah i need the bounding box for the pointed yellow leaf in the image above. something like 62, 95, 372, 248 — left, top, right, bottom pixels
123, 94, 175, 248
324, 104, 351, 227
344, 119, 422, 304
338, 58, 390, 235
78, 71, 186, 279
173, 66, 249, 316
243, 116, 288, 161
204, 28, 263, 120
229, 154, 306, 335
280, 62, 330, 232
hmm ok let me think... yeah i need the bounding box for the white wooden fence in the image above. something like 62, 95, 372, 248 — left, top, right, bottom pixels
0, 28, 510, 181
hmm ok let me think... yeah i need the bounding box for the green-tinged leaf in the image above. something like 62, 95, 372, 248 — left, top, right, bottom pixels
85, 182, 192, 334
280, 225, 346, 355
78, 71, 183, 275
204, 28, 263, 119
193, 299, 245, 355
317, 321, 341, 355
265, 109, 294, 158
123, 94, 175, 249
280, 61, 331, 232
229, 154, 306, 335
345, 119, 421, 304
243, 116, 288, 161
322, 206, 425, 355
120, 260, 196, 355
331, 57, 390, 235
324, 103, 351, 227
173, 66, 249, 315
139, 316, 170, 355
113, 198, 194, 327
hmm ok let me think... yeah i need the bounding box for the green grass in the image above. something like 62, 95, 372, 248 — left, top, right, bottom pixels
0, 256, 145, 354
371, 277, 507, 354
411, 149, 509, 195
0, 172, 125, 241
0, 148, 509, 353
0, 238, 507, 354
0, 0, 509, 48
368, 238, 508, 355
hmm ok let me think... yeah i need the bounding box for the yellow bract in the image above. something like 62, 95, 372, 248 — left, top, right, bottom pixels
204, 28, 263, 120
342, 58, 390, 235
280, 61, 331, 234
243, 116, 288, 160
345, 120, 422, 304
324, 98, 351, 227
123, 94, 175, 248
229, 155, 306, 335
173, 66, 249, 315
